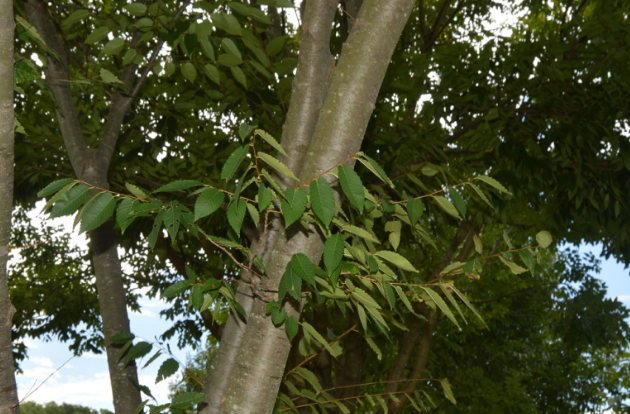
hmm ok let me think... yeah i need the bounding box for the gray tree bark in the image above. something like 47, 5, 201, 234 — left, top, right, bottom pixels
201, 0, 416, 412
0, 0, 20, 412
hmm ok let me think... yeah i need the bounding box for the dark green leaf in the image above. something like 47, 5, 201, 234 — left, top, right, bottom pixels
221, 145, 250, 181
153, 180, 204, 193
279, 263, 301, 301
38, 178, 75, 198
406, 197, 424, 225
449, 189, 467, 218
290, 253, 316, 288
285, 315, 298, 340
258, 184, 273, 211
162, 281, 190, 298
156, 358, 179, 383
338, 164, 364, 213
125, 341, 152, 362
227, 197, 247, 235
195, 188, 225, 221
310, 177, 335, 226
109, 331, 135, 344
80, 193, 118, 233
170, 392, 206, 410
324, 234, 345, 274
280, 187, 307, 228
116, 197, 135, 234
257, 152, 299, 182
51, 184, 91, 218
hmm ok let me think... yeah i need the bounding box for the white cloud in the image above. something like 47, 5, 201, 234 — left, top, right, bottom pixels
616, 294, 630, 304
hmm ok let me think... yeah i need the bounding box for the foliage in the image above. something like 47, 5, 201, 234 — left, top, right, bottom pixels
20, 401, 113, 414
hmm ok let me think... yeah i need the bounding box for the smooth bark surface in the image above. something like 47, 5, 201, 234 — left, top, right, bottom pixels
203, 1, 416, 412
0, 1, 19, 412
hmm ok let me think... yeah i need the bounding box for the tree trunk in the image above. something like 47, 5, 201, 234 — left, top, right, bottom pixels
201, 0, 416, 412
0, 0, 20, 412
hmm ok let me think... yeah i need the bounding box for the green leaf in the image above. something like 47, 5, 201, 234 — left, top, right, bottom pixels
246, 203, 260, 227
61, 9, 90, 30
440, 378, 457, 404
218, 53, 242, 67
221, 145, 250, 181
467, 182, 494, 209
257, 152, 299, 182
279, 262, 301, 301
290, 253, 316, 288
433, 196, 461, 219
227, 197, 247, 236
100, 68, 123, 84
357, 154, 394, 187
122, 49, 137, 66
394, 285, 414, 313
228, 2, 272, 24
148, 211, 164, 250
109, 331, 135, 344
310, 177, 335, 226
125, 183, 150, 199
338, 164, 365, 213
85, 26, 110, 44
162, 281, 190, 298
449, 189, 467, 218
38, 178, 76, 198
499, 256, 528, 275
200, 36, 216, 61
449, 285, 487, 328
473, 234, 483, 254
295, 367, 322, 393
285, 315, 298, 340
51, 184, 91, 218
194, 188, 225, 221
102, 38, 125, 55
181, 62, 197, 83
239, 123, 255, 140
324, 234, 345, 274
340, 223, 380, 244
125, 341, 152, 362
156, 358, 179, 383
163, 206, 181, 241
221, 38, 242, 60
374, 251, 417, 272
211, 13, 242, 35
80, 193, 118, 233
124, 3, 147, 15
475, 175, 511, 195
116, 198, 135, 234
266, 35, 286, 56
170, 392, 206, 410
422, 287, 461, 330
153, 180, 204, 193
257, 184, 273, 211
536, 230, 553, 248
280, 187, 307, 228
406, 197, 424, 225
203, 64, 221, 85
255, 129, 287, 157
519, 250, 535, 274
302, 322, 335, 356
230, 66, 247, 88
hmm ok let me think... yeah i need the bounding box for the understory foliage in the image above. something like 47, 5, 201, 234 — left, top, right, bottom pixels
38, 131, 554, 412
8, 0, 630, 413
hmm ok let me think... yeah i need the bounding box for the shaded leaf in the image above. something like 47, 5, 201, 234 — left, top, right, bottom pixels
338, 164, 365, 213
310, 177, 335, 226
153, 180, 204, 193
257, 152, 299, 182
80, 193, 118, 233
156, 358, 179, 383
194, 188, 224, 221
280, 187, 307, 228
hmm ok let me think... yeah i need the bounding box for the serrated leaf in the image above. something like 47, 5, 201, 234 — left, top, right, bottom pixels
80, 192, 118, 233
162, 281, 190, 298
246, 203, 260, 227
324, 234, 345, 274
365, 337, 382, 360
475, 175, 511, 195
433, 196, 461, 219
374, 251, 417, 272
295, 367, 322, 393
285, 315, 298, 340
51, 184, 91, 218
109, 331, 135, 344
238, 123, 255, 140
290, 253, 316, 288
302, 322, 335, 356
116, 198, 135, 234
148, 211, 164, 250
100, 68, 123, 84
310, 177, 335, 226
38, 178, 76, 198
163, 206, 181, 241
125, 342, 152, 362
394, 285, 414, 313
407, 197, 424, 225
280, 187, 307, 228
441, 378, 457, 404
255, 129, 288, 157
257, 184, 273, 211
340, 223, 380, 244
153, 180, 204, 193
499, 256, 528, 275
449, 189, 466, 218
422, 287, 461, 330
357, 155, 394, 187
467, 182, 494, 209
191, 285, 204, 310
221, 145, 250, 181
257, 152, 299, 182
439, 283, 466, 322
227, 197, 247, 235
156, 358, 179, 383
450, 284, 487, 328
338, 164, 364, 213
170, 392, 206, 410
536, 230, 552, 248
194, 188, 225, 221
125, 183, 150, 199
279, 264, 301, 301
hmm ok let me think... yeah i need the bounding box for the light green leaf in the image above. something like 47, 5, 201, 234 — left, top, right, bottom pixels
338, 164, 364, 213
221, 38, 242, 60
257, 184, 273, 211
473, 234, 483, 254
340, 223, 380, 244
153, 180, 204, 193
102, 38, 125, 55
441, 379, 457, 404
394, 285, 414, 313
165, 62, 176, 77
467, 182, 494, 209
170, 392, 206, 410
255, 129, 287, 157
280, 187, 307, 228
324, 234, 345, 274
125, 183, 149, 200
302, 322, 336, 356
221, 145, 250, 181
499, 256, 528, 275
203, 64, 221, 85
246, 202, 260, 227
228, 2, 272, 24
181, 62, 197, 83
116, 198, 135, 234
122, 49, 137, 66
162, 281, 190, 298
374, 251, 417, 272
227, 197, 247, 236
211, 13, 242, 36
257, 152, 299, 182
422, 287, 461, 330
295, 367, 322, 393
124, 3, 147, 15
433, 196, 461, 219
218, 53, 242, 67
357, 154, 394, 187
85, 26, 110, 44
310, 177, 335, 226
449, 284, 487, 328
536, 230, 553, 248
519, 250, 535, 274
80, 193, 118, 233
365, 337, 382, 360
475, 175, 511, 195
